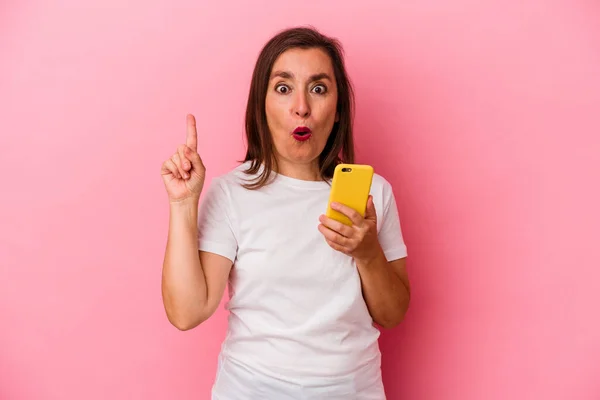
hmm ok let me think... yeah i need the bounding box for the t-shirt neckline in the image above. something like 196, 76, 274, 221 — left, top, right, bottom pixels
243, 161, 332, 190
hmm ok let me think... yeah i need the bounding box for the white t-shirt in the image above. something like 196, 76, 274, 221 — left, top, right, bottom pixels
197, 161, 407, 399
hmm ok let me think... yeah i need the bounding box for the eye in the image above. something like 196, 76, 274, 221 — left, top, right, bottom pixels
312, 84, 327, 94
275, 84, 290, 94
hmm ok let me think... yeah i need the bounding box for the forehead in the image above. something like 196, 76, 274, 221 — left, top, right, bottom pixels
271, 47, 335, 78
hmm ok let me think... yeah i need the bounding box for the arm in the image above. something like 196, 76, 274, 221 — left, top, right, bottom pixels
161, 198, 232, 331
318, 194, 410, 329
160, 114, 233, 331
355, 252, 410, 328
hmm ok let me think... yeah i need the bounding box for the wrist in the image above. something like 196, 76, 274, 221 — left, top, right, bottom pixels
355, 245, 386, 269
169, 196, 200, 222
169, 195, 200, 209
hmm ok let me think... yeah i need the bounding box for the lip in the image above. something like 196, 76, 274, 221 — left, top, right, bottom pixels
292, 126, 312, 142
293, 126, 312, 135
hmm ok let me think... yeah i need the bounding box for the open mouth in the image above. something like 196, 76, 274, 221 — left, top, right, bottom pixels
292, 127, 312, 141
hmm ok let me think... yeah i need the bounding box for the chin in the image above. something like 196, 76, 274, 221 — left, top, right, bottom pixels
273, 134, 328, 164
286, 152, 320, 164
291, 145, 325, 161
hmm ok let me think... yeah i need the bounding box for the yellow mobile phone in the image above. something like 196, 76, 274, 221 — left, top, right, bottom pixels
326, 163, 374, 226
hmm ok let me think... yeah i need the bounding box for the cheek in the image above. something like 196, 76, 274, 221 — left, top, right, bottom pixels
317, 94, 338, 117
315, 99, 338, 130
265, 96, 287, 128
328, 96, 339, 120
265, 101, 291, 147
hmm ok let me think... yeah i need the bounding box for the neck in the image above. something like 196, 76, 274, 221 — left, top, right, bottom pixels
272, 157, 322, 181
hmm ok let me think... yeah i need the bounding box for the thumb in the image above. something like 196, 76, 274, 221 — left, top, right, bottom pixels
185, 146, 205, 173
365, 195, 377, 220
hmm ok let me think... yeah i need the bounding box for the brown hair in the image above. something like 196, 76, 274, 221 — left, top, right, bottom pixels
241, 26, 355, 189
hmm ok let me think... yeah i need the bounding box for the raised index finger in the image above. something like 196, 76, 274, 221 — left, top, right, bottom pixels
186, 114, 198, 151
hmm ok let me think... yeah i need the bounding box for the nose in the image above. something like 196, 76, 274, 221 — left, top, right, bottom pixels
292, 91, 311, 119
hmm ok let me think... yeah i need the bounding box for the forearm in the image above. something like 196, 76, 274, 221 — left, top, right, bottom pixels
162, 197, 207, 329
356, 249, 410, 329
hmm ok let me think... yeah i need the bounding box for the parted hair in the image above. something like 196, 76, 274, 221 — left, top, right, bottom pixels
241, 26, 356, 189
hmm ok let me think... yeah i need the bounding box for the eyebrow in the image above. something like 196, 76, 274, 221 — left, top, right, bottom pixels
270, 71, 333, 82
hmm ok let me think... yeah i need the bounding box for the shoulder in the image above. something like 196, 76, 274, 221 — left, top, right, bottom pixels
370, 172, 399, 222
203, 161, 261, 202
199, 164, 252, 218
370, 172, 394, 199
208, 162, 253, 188
371, 172, 392, 190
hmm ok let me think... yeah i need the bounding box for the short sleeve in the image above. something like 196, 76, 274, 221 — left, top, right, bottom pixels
378, 182, 408, 262
196, 178, 238, 263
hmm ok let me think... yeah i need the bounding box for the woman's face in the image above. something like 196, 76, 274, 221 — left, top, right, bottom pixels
265, 47, 339, 170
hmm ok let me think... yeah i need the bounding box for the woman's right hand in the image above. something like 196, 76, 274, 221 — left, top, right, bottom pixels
161, 114, 206, 203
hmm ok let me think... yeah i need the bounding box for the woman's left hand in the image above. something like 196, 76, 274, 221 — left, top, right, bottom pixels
318, 195, 382, 263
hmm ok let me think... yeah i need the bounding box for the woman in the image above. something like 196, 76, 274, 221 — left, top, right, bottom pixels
160, 26, 411, 399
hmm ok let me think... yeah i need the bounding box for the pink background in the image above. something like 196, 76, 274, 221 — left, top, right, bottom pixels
1, 1, 599, 399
